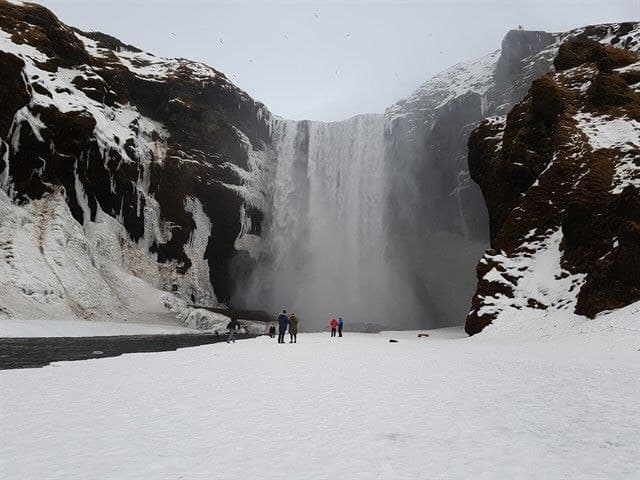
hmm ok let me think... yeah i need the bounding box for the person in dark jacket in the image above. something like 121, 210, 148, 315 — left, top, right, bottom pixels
277, 310, 289, 344
268, 325, 276, 338
226, 317, 241, 344
288, 314, 298, 343
330, 318, 338, 337
338, 317, 344, 337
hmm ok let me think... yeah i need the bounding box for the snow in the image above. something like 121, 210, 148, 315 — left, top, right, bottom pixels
1, 325, 638, 479
576, 112, 640, 152
476, 230, 585, 318
386, 49, 500, 124
573, 112, 640, 194
612, 153, 640, 194
234, 204, 262, 260
177, 307, 270, 335
0, 25, 225, 317
0, 188, 195, 325
73, 31, 219, 83
181, 197, 217, 306
177, 308, 231, 331
0, 319, 196, 337
114, 49, 216, 82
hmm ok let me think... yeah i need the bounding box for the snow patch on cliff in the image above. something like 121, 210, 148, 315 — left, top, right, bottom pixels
0, 188, 191, 326
386, 50, 500, 125
576, 112, 640, 152
182, 196, 217, 306
474, 230, 586, 324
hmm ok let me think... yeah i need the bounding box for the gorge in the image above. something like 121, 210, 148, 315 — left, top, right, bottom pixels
0, 0, 638, 333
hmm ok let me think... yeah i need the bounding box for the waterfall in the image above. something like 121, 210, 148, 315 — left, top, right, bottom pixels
245, 114, 422, 330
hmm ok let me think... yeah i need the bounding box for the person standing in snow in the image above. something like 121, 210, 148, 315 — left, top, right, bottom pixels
338, 317, 344, 337
277, 310, 289, 344
226, 317, 241, 344
330, 318, 338, 337
288, 313, 298, 343
268, 324, 276, 338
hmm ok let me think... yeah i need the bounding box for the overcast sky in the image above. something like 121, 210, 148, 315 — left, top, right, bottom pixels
39, 0, 638, 121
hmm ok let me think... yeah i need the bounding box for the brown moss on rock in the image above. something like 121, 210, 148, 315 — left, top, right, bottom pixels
586, 73, 639, 115
554, 36, 636, 72
531, 76, 566, 125
469, 76, 569, 246
466, 28, 640, 335
575, 188, 640, 317
0, 1, 89, 67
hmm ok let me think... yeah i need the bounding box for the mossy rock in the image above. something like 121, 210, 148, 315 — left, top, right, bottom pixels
586, 73, 637, 109
554, 37, 607, 71
554, 35, 637, 72
530, 76, 566, 126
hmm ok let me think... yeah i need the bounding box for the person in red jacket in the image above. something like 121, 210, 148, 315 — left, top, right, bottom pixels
330, 318, 338, 337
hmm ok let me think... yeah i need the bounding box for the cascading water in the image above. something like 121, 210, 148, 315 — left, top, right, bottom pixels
245, 114, 423, 330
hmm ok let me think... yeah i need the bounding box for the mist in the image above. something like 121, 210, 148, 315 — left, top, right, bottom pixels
241, 115, 426, 330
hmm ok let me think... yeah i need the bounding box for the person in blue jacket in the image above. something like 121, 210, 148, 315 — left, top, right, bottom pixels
338, 317, 344, 337
277, 309, 289, 344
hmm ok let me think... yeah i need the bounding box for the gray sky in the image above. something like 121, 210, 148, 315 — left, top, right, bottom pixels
40, 0, 638, 121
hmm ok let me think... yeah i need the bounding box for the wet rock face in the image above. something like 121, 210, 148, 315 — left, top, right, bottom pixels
466, 33, 640, 335
0, 0, 271, 307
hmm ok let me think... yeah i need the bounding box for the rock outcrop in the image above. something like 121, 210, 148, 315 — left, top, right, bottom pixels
466, 28, 640, 335
1, 0, 638, 331
384, 23, 639, 327
0, 0, 270, 321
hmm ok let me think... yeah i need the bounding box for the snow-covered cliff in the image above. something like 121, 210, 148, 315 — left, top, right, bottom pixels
0, 0, 271, 323
1, 0, 637, 333
466, 28, 640, 334
383, 22, 639, 327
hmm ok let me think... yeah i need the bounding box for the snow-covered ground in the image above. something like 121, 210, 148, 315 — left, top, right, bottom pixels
0, 319, 197, 337
1, 325, 638, 480
0, 310, 270, 337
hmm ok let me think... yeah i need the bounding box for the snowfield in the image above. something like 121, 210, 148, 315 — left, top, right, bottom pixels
0, 319, 198, 337
1, 325, 638, 480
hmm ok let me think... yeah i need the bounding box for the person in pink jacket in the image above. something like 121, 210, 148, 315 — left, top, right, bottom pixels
330, 318, 338, 337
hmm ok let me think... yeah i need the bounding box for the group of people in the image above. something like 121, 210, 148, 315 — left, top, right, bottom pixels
329, 317, 344, 337
266, 310, 345, 342
227, 310, 345, 345
269, 310, 299, 343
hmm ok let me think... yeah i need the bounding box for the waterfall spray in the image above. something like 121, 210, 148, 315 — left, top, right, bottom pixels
245, 114, 423, 330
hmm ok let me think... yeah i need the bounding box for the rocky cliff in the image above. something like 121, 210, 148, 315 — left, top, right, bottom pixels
0, 0, 270, 322
384, 23, 639, 327
466, 26, 640, 334
1, 0, 638, 331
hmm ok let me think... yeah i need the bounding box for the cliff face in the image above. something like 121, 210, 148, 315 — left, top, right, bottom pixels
2, 0, 638, 330
383, 29, 565, 326
0, 1, 271, 321
384, 23, 639, 327
466, 26, 640, 335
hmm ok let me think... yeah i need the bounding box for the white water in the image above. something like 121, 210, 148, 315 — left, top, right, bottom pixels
247, 115, 421, 330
